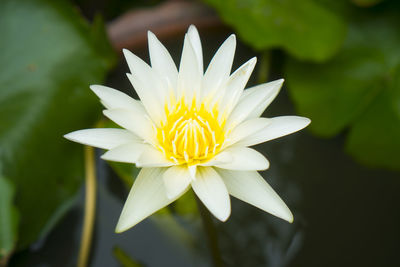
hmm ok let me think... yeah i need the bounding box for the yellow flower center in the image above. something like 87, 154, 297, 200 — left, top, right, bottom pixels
156, 99, 226, 165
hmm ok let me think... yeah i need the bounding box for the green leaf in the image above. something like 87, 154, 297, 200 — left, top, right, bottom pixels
0, 176, 19, 265
351, 0, 383, 7
203, 0, 347, 61
113, 246, 143, 267
0, 0, 115, 249
108, 162, 139, 188
286, 15, 400, 170
346, 67, 400, 169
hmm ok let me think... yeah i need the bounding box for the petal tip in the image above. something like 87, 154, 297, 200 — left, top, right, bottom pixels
122, 48, 130, 55
188, 24, 198, 32
115, 222, 129, 234
63, 132, 73, 140
89, 84, 99, 91
285, 212, 294, 223
218, 207, 231, 222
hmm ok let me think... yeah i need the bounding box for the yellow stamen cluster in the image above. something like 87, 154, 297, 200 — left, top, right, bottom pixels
156, 99, 226, 165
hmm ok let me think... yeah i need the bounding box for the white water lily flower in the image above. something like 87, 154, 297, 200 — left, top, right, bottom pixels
65, 25, 310, 233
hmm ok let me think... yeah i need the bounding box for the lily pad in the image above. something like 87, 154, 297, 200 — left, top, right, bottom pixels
0, 176, 19, 264
203, 0, 347, 61
0, 0, 115, 248
286, 15, 400, 170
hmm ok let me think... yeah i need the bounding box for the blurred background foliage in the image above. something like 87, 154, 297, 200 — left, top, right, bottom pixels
0, 0, 399, 266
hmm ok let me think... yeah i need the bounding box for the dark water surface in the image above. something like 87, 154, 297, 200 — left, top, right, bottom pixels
10, 31, 400, 267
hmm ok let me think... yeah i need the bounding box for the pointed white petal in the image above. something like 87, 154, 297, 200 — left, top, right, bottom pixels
103, 109, 155, 144
225, 118, 271, 147
225, 79, 283, 130
202, 34, 236, 100
217, 169, 293, 222
191, 167, 231, 221
116, 168, 188, 232
187, 25, 203, 74
126, 73, 165, 123
89, 85, 144, 112
214, 147, 269, 171
123, 49, 167, 122
235, 116, 311, 147
220, 57, 257, 116
101, 142, 147, 163
136, 145, 174, 167
177, 34, 202, 104
162, 165, 191, 199
64, 128, 139, 149
188, 165, 197, 180
199, 151, 232, 166
147, 31, 178, 91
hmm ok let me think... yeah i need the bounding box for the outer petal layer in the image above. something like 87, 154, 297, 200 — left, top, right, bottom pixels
235, 116, 311, 147
103, 109, 155, 144
116, 168, 186, 232
177, 33, 202, 105
64, 128, 138, 149
191, 167, 231, 221
136, 146, 175, 167
124, 49, 167, 123
225, 79, 283, 130
214, 147, 269, 171
202, 34, 236, 100
219, 57, 257, 116
101, 142, 146, 163
225, 117, 271, 147
216, 169, 293, 223
162, 165, 192, 199
90, 85, 144, 112
147, 31, 178, 90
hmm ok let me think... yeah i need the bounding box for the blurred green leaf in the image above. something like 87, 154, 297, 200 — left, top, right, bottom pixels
286, 15, 400, 170
173, 190, 198, 216
351, 0, 383, 7
113, 246, 143, 267
203, 0, 347, 61
0, 176, 19, 265
108, 162, 139, 188
0, 0, 115, 249
346, 67, 400, 169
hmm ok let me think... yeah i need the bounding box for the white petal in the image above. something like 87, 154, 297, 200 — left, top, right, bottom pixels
191, 167, 231, 221
123, 49, 167, 122
219, 57, 257, 116
216, 169, 293, 222
202, 34, 236, 100
101, 142, 147, 163
225, 118, 271, 147
103, 109, 155, 144
187, 25, 203, 74
89, 85, 144, 112
64, 128, 138, 149
225, 79, 283, 130
116, 168, 187, 232
162, 165, 191, 199
147, 31, 178, 91
199, 151, 232, 166
177, 34, 202, 105
235, 116, 311, 147
188, 165, 197, 180
136, 145, 174, 167
214, 147, 269, 171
